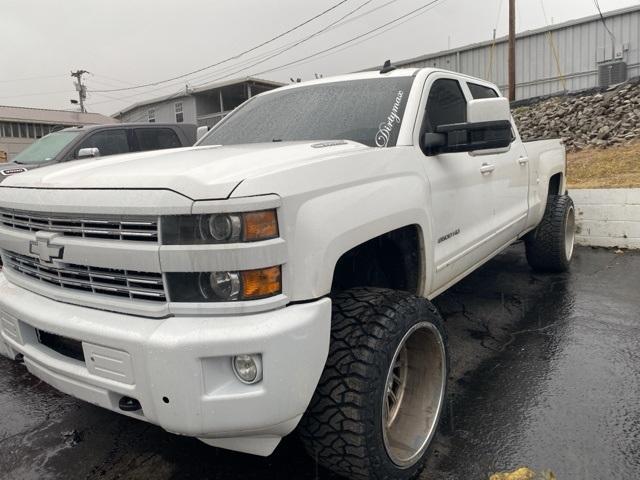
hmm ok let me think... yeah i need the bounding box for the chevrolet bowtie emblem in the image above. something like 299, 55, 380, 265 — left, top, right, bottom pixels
29, 232, 64, 263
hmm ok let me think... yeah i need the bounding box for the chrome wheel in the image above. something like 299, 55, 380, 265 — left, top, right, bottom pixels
382, 322, 446, 468
565, 204, 576, 261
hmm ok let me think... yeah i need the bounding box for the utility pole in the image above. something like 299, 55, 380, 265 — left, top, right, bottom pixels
71, 69, 89, 113
508, 0, 516, 101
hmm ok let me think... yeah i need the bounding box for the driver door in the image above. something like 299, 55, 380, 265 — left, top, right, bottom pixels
417, 75, 498, 290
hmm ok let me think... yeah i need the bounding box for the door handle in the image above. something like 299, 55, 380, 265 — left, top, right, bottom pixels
480, 163, 495, 174
518, 156, 529, 165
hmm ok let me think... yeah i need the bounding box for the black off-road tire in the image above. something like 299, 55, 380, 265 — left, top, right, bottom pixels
299, 287, 448, 480
525, 194, 576, 273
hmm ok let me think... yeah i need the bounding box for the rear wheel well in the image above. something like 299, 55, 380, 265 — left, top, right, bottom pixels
331, 225, 422, 295
549, 172, 563, 196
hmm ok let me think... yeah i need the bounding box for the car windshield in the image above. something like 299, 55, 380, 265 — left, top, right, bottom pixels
200, 77, 414, 148
13, 131, 81, 164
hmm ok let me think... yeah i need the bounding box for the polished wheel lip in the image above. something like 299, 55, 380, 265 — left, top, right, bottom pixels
381, 321, 446, 469
565, 204, 576, 261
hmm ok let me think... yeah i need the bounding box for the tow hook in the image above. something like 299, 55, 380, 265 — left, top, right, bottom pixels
15, 353, 24, 363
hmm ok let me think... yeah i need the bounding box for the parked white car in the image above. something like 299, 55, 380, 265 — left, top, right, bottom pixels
0, 67, 573, 480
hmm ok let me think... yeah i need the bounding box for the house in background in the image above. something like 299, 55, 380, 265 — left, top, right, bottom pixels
114, 77, 284, 129
0, 106, 117, 162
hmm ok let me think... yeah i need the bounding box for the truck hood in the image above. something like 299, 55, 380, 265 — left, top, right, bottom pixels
0, 141, 369, 199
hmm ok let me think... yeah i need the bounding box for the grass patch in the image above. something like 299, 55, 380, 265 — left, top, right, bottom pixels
567, 141, 640, 189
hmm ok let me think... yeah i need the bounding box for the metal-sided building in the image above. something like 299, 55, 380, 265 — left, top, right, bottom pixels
392, 4, 640, 100
114, 77, 284, 128
0, 106, 117, 162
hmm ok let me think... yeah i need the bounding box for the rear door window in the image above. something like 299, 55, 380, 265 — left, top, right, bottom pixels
133, 128, 182, 151
468, 82, 500, 99
77, 129, 130, 157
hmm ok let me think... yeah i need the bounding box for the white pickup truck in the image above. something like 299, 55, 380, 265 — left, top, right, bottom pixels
0, 67, 573, 480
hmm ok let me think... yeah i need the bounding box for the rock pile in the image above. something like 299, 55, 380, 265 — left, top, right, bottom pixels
512, 78, 640, 151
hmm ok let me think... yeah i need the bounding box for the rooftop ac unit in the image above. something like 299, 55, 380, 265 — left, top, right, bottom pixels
598, 61, 627, 87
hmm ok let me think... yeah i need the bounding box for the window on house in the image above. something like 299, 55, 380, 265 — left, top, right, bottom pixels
19, 123, 28, 137
221, 84, 247, 111
28, 124, 35, 138
468, 82, 500, 99
175, 102, 184, 123
148, 109, 156, 123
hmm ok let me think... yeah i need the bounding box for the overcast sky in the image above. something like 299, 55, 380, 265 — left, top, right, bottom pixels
1, 0, 637, 116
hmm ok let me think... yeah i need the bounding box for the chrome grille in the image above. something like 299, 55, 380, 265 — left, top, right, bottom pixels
0, 208, 158, 242
2, 251, 166, 303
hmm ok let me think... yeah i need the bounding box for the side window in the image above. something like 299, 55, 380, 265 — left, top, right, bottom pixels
134, 128, 182, 152
423, 79, 467, 133
468, 82, 499, 99
77, 129, 129, 157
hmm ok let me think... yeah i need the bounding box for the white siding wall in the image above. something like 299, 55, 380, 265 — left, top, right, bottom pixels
119, 96, 197, 125
400, 7, 640, 100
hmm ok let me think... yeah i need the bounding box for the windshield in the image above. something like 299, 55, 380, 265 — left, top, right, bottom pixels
200, 77, 414, 148
13, 131, 81, 164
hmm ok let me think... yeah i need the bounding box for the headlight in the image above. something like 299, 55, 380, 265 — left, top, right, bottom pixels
167, 266, 282, 302
162, 210, 278, 245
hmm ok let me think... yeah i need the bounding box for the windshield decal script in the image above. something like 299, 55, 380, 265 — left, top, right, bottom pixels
375, 90, 404, 148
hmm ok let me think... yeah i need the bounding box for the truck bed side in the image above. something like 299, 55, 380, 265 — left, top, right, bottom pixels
522, 139, 566, 231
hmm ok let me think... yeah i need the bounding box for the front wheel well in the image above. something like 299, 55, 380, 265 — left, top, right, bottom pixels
331, 225, 422, 295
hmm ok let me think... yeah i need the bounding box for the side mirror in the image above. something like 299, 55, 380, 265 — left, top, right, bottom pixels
77, 147, 100, 159
424, 98, 513, 155
467, 97, 511, 123
196, 126, 209, 142
434, 121, 513, 154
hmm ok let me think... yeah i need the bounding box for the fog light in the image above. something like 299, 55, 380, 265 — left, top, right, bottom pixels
232, 354, 263, 384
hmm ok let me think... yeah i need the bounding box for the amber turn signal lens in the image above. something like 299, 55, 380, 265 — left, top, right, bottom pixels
241, 266, 282, 299
242, 210, 278, 241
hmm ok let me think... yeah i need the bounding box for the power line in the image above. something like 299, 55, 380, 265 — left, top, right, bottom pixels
91, 0, 353, 93
89, 0, 449, 111
0, 90, 70, 100
110, 0, 446, 100
87, 0, 396, 108
539, 0, 566, 90
186, 0, 378, 89
212, 0, 448, 82
539, 0, 549, 25
593, 0, 616, 44
0, 74, 67, 84
264, 0, 450, 75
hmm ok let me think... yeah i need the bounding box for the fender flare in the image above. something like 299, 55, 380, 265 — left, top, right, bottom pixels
284, 175, 434, 301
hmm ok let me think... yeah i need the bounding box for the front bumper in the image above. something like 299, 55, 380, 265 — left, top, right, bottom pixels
0, 273, 331, 456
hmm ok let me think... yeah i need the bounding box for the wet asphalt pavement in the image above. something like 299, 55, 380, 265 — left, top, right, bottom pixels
0, 245, 639, 479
